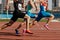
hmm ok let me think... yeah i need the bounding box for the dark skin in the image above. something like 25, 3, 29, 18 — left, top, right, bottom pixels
0, 0, 33, 34
5, 0, 24, 10
0, 0, 25, 30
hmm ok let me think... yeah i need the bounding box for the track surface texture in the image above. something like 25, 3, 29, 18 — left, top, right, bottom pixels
0, 22, 60, 40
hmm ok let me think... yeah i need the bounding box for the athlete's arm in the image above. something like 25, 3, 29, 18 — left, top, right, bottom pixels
29, 0, 36, 9
22, 0, 25, 8
34, 2, 38, 11
45, 2, 48, 10
43, 2, 48, 10
34, 0, 40, 11
6, 0, 9, 5
5, 0, 9, 10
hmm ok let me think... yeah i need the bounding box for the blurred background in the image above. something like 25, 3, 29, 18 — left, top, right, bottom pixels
0, 0, 60, 21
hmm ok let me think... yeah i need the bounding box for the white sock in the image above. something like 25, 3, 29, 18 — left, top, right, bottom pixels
46, 24, 48, 25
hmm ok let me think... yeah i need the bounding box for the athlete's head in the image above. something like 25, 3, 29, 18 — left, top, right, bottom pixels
40, 0, 47, 6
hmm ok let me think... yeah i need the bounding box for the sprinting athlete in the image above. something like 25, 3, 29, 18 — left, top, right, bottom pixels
25, 0, 38, 18
0, 0, 33, 35
15, 0, 39, 34
31, 0, 54, 30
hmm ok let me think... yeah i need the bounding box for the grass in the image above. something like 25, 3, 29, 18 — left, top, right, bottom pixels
0, 18, 24, 22
40, 19, 47, 22
0, 18, 47, 22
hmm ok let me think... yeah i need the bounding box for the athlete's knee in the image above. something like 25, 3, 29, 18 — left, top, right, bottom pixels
25, 14, 30, 19
35, 16, 42, 22
6, 20, 14, 26
50, 14, 54, 19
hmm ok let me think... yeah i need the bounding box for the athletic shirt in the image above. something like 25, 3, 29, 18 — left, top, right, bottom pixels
14, 0, 23, 11
40, 5, 46, 11
26, 0, 36, 12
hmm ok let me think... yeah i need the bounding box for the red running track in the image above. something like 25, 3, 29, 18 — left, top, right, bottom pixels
0, 22, 60, 40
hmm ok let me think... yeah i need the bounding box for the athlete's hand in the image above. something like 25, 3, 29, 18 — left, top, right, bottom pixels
5, 5, 9, 10
35, 8, 38, 11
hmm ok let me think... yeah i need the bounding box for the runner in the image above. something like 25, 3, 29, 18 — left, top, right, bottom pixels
0, 0, 33, 35
31, 0, 54, 30
15, 0, 38, 34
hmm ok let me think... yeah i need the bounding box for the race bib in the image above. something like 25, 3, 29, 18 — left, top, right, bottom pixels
18, 4, 22, 10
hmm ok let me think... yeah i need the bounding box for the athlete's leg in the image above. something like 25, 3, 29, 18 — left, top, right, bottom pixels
42, 12, 54, 30
23, 14, 33, 34
46, 14, 54, 24
30, 14, 42, 28
24, 11, 37, 28
0, 12, 18, 30
0, 20, 14, 30
44, 14, 54, 30
15, 14, 33, 34
32, 11, 42, 25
